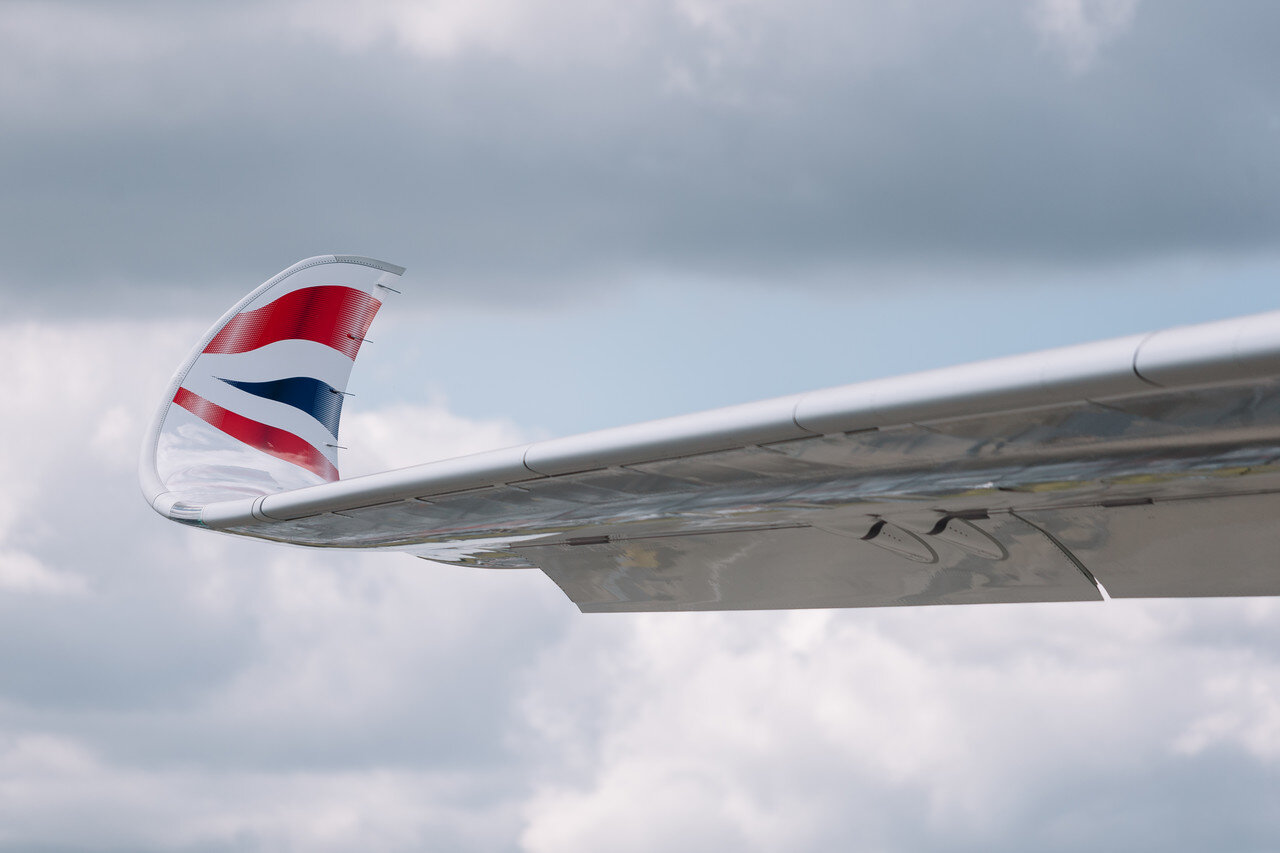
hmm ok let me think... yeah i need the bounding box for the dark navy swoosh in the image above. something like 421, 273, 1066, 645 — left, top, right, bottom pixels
218, 376, 343, 439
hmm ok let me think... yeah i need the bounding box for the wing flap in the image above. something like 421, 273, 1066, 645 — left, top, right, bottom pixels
519, 513, 1103, 612
1023, 493, 1280, 599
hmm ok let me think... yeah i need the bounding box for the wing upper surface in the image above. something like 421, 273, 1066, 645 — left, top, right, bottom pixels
202, 379, 1280, 609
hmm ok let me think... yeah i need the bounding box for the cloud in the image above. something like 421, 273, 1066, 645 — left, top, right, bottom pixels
0, 310, 1279, 849
3, 6, 1280, 844
282, 0, 527, 57
0, 316, 566, 848
1173, 650, 1280, 762
279, 0, 592, 61
0, 733, 526, 851
0, 551, 86, 596
339, 402, 526, 476
1031, 0, 1141, 72
519, 603, 1280, 852
3, 2, 1280, 316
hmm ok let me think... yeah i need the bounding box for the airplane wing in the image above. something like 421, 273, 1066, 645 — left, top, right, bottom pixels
141, 257, 1280, 611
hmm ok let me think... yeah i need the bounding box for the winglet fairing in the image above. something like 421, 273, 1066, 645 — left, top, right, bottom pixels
139, 256, 405, 519
142, 258, 1280, 612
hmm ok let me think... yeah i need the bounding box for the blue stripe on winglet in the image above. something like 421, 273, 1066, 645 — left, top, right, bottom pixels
218, 376, 344, 439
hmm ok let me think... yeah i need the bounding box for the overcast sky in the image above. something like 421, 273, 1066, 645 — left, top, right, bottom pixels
3, 1, 1280, 850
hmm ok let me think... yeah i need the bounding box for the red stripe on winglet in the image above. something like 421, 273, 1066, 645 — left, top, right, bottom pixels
172, 387, 339, 482
203, 286, 380, 359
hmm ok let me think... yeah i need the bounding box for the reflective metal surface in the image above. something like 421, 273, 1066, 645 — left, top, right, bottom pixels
1023, 493, 1280, 599
518, 513, 1100, 612
213, 379, 1280, 610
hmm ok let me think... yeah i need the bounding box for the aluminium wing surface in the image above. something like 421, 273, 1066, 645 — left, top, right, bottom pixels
142, 257, 1280, 612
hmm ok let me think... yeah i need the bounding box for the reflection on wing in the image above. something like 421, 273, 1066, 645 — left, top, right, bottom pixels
142, 258, 1280, 611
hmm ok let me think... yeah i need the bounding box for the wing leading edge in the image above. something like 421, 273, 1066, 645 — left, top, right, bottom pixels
142, 258, 1280, 611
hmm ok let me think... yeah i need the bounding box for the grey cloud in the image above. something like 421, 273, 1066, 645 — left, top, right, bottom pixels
2, 318, 1280, 850
3, 2, 1280, 316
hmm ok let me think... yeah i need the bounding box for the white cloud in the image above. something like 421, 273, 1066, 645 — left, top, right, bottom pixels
339, 401, 526, 476
1174, 667, 1280, 762
280, 0, 534, 58
519, 600, 1280, 851
0, 733, 522, 851
0, 550, 87, 595
1031, 0, 1141, 72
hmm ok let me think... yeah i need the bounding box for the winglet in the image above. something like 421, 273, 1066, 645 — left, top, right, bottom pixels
139, 256, 404, 520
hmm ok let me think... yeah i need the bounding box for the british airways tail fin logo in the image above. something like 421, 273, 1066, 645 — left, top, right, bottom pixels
142, 256, 404, 506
